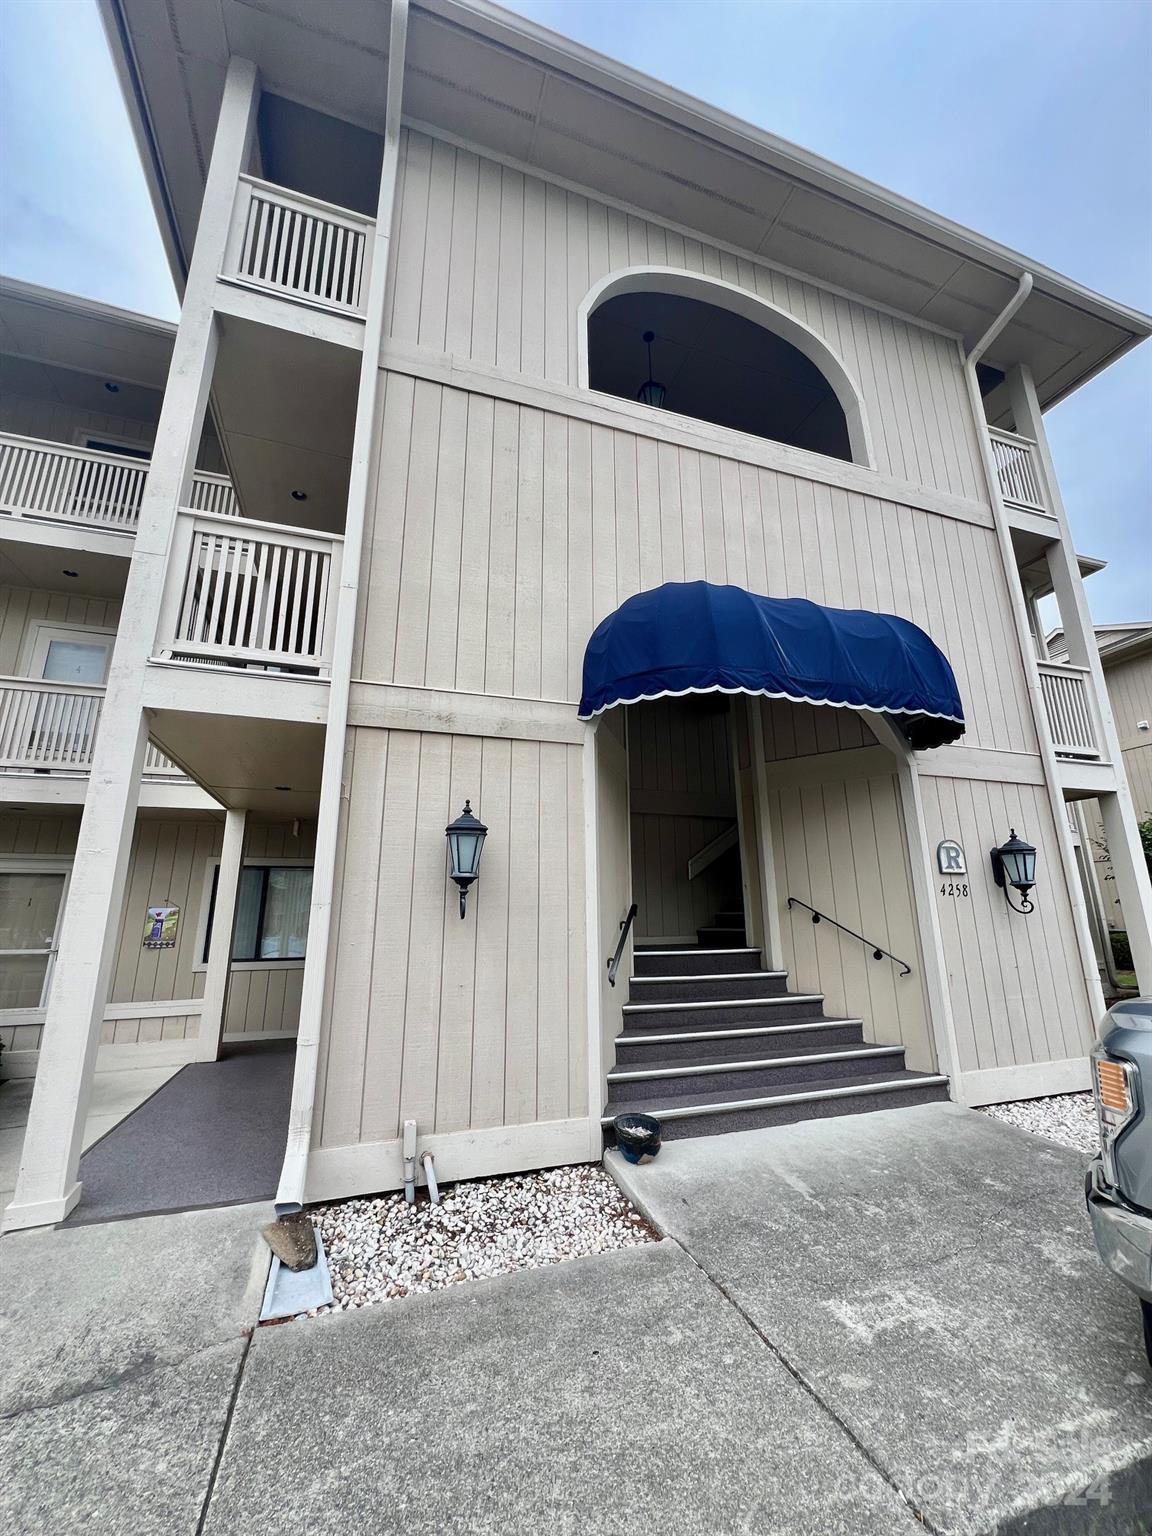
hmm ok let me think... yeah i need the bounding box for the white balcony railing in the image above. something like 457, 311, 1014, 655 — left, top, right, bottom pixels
988, 427, 1051, 515
223, 176, 373, 315
0, 677, 188, 778
0, 433, 238, 533
1038, 662, 1100, 759
157, 508, 342, 677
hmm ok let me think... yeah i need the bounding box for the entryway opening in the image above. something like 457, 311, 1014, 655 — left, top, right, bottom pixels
627, 694, 747, 949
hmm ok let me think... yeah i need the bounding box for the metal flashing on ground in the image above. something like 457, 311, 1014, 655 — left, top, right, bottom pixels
259, 1226, 333, 1321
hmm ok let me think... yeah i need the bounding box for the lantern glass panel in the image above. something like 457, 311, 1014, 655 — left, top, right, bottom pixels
638, 380, 666, 408
1001, 841, 1036, 889
451, 830, 483, 878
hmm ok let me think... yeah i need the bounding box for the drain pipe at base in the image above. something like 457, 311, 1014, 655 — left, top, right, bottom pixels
961, 270, 1108, 1024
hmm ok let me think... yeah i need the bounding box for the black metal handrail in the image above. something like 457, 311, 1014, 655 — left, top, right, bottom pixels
786, 896, 912, 976
607, 902, 638, 987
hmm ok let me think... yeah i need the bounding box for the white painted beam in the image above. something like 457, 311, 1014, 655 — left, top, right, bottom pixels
195, 807, 247, 1062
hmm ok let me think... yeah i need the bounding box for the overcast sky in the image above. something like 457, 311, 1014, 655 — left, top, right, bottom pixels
1, 0, 1148, 623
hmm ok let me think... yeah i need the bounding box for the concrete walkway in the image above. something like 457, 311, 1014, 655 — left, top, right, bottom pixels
609, 1103, 1152, 1533
2, 1103, 1150, 1534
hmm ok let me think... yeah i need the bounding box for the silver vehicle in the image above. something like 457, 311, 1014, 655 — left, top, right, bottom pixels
1087, 998, 1152, 1365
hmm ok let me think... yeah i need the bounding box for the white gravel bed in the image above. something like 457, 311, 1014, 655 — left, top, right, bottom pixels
979, 1091, 1100, 1157
306, 1162, 657, 1315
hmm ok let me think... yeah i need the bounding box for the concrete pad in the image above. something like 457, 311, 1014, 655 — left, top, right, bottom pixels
0, 1338, 246, 1536
204, 1241, 925, 1536
0, 1078, 34, 1128
0, 1199, 270, 1416
609, 1103, 1152, 1533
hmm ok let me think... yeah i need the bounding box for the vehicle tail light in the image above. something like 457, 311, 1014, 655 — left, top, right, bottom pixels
1094, 1057, 1136, 1140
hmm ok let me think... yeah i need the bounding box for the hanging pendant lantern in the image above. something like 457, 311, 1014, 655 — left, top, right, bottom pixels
637, 330, 667, 409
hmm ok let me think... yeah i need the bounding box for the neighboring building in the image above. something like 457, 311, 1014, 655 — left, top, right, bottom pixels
4, 0, 1152, 1231
1050, 621, 1152, 946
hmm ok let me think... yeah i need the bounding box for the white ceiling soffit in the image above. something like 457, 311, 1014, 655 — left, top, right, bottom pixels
0, 276, 174, 391
100, 0, 1151, 410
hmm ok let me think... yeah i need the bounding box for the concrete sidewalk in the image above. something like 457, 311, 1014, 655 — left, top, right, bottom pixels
610, 1102, 1152, 1533
3, 1103, 1150, 1534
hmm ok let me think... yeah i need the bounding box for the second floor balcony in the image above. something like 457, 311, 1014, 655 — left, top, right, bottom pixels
0, 432, 237, 539
988, 427, 1055, 522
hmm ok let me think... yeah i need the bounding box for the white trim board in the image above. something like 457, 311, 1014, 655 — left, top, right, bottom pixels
957, 1056, 1091, 1107
304, 1117, 593, 1204
0, 1036, 200, 1079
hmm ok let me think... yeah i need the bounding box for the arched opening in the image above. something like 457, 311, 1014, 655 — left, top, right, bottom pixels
582, 269, 870, 466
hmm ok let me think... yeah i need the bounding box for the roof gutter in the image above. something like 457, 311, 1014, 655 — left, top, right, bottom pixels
966, 271, 1033, 367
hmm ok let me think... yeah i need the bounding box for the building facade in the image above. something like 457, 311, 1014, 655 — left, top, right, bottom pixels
4, 0, 1151, 1230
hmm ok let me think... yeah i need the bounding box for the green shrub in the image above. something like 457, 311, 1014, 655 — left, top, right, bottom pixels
1111, 929, 1134, 971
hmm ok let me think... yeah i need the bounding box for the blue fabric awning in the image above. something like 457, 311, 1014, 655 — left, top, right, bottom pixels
578, 582, 964, 750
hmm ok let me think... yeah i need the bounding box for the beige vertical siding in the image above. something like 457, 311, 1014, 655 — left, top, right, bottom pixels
386, 128, 986, 501
918, 774, 1094, 1072
627, 696, 738, 941
0, 812, 80, 855
316, 725, 587, 1151
109, 817, 222, 1011
0, 814, 315, 1056
0, 586, 122, 675
0, 387, 225, 472
757, 705, 933, 1071
358, 377, 1031, 759
760, 697, 871, 759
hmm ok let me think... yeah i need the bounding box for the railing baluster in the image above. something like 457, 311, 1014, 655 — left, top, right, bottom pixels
221, 176, 372, 315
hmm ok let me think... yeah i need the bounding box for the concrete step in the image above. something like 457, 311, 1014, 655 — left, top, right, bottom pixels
697, 925, 747, 948
627, 971, 790, 1004
603, 1070, 951, 1141
606, 1044, 907, 1104
621, 994, 828, 1031
612, 1018, 866, 1065
633, 947, 763, 977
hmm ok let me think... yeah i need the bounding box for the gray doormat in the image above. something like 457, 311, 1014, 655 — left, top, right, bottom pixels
68, 1042, 295, 1225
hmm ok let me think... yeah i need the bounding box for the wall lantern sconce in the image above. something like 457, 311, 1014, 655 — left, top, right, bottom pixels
445, 800, 488, 918
990, 829, 1037, 914
636, 330, 667, 409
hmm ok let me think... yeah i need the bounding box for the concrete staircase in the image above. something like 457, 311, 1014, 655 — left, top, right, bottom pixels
604, 908, 949, 1142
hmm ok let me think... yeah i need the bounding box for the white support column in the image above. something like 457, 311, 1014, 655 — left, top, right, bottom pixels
196, 808, 247, 1062
1006, 364, 1152, 993
749, 698, 783, 969
3, 58, 260, 1233
866, 715, 964, 1092
583, 721, 604, 1158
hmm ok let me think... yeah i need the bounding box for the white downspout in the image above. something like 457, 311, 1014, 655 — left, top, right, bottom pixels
960, 270, 1107, 1027
275, 0, 410, 1209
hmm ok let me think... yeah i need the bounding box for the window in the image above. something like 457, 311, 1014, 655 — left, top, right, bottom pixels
203, 864, 312, 963
0, 868, 68, 1009
80, 436, 152, 460
24, 625, 115, 685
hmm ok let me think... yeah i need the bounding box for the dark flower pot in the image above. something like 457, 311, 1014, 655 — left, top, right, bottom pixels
614, 1112, 662, 1164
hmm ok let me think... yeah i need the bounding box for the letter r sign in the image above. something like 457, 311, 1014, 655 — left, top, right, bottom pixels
936, 839, 966, 875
